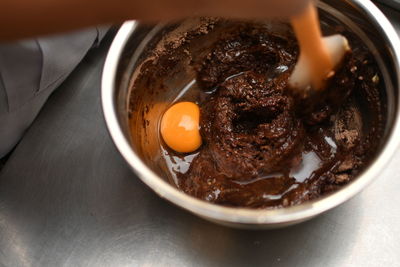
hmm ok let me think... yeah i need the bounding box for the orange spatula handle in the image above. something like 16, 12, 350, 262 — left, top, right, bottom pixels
291, 2, 333, 89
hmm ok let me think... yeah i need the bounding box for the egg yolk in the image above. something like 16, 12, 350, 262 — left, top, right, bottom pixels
161, 102, 202, 153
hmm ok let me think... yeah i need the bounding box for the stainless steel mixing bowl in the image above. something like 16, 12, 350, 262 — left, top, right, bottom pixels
102, 0, 400, 228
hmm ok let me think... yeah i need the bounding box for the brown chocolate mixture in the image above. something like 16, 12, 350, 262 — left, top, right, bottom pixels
170, 24, 385, 208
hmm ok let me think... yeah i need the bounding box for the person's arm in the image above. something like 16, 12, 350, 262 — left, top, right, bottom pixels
1, 0, 309, 40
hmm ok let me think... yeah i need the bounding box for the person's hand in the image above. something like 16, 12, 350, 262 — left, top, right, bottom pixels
1, 0, 310, 40
126, 0, 310, 21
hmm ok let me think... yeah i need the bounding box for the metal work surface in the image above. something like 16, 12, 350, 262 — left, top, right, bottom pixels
1, 7, 400, 267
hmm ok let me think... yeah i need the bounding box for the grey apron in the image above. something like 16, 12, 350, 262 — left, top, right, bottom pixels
0, 27, 108, 157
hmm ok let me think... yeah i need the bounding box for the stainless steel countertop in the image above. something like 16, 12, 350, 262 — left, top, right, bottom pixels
1, 6, 399, 267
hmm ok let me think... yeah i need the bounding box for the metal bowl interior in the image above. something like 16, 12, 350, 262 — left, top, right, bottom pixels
102, 0, 400, 228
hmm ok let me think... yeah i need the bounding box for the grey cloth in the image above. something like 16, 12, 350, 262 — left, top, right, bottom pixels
0, 26, 108, 157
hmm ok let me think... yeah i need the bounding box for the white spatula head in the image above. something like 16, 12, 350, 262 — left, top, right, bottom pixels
289, 34, 351, 91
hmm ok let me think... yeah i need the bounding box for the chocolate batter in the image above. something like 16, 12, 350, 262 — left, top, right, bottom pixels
164, 23, 385, 208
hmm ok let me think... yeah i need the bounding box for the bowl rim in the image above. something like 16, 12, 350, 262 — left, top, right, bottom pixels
101, 0, 400, 225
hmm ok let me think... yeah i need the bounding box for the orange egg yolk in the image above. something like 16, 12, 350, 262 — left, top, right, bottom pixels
161, 102, 202, 153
